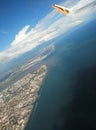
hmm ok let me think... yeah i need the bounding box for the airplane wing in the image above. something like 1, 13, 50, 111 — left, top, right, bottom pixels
52, 2, 96, 15
52, 4, 70, 15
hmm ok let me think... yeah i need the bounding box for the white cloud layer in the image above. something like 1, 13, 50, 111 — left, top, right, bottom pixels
0, 0, 96, 63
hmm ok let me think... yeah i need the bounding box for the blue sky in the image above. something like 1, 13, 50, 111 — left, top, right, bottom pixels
0, 0, 63, 51
0, 0, 96, 63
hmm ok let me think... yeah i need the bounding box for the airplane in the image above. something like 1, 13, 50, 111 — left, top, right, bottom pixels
52, 4, 70, 15
52, 1, 96, 15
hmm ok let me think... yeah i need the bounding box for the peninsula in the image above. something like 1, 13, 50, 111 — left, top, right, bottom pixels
0, 65, 47, 130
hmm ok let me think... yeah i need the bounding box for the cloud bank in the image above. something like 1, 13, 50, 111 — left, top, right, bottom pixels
0, 0, 96, 63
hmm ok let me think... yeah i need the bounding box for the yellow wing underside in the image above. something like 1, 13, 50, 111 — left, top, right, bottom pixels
52, 4, 69, 15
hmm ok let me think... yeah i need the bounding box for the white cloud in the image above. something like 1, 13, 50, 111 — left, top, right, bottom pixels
0, 0, 96, 63
73, 0, 95, 9
11, 25, 30, 46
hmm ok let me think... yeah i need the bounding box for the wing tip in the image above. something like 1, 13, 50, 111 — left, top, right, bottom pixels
52, 4, 70, 15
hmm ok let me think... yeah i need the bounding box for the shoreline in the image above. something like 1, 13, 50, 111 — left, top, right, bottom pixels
0, 65, 48, 130
24, 65, 48, 130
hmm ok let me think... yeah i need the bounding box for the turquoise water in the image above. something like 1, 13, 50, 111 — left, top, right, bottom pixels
25, 20, 96, 130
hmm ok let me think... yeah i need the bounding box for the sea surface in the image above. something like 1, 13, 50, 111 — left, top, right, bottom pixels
25, 20, 96, 130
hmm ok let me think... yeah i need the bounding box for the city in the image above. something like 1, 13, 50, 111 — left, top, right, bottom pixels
0, 65, 47, 130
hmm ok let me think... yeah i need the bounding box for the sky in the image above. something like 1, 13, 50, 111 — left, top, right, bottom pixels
0, 0, 63, 50
0, 0, 96, 63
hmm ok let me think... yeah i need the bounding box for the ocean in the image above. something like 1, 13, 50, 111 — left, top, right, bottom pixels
25, 20, 96, 130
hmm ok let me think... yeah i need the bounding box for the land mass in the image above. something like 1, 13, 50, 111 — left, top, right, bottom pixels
0, 65, 47, 130
0, 44, 55, 88
0, 44, 55, 130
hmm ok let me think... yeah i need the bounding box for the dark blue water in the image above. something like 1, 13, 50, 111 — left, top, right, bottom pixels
25, 20, 96, 130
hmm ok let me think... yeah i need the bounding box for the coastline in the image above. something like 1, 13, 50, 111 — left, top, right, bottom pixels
24, 65, 48, 130
0, 65, 47, 130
